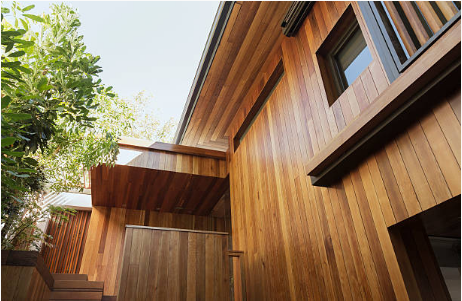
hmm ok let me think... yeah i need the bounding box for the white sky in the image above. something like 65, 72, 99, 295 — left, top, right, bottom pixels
9, 1, 220, 124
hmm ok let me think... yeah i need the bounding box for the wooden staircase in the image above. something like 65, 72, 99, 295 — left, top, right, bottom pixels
49, 274, 116, 301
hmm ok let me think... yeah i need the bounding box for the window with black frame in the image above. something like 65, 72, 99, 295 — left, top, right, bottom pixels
361, 1, 460, 80
317, 5, 373, 106
333, 25, 373, 91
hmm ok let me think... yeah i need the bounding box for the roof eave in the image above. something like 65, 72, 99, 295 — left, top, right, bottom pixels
174, 1, 235, 145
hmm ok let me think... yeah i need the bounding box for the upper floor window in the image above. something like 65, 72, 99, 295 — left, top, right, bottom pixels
360, 1, 460, 81
334, 24, 373, 90
317, 5, 373, 105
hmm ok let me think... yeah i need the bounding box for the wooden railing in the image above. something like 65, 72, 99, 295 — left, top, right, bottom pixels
228, 250, 246, 301
373, 1, 460, 70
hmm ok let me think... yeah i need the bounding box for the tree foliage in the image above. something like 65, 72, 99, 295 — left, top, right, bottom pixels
122, 91, 177, 143
1, 3, 117, 248
1, 3, 177, 250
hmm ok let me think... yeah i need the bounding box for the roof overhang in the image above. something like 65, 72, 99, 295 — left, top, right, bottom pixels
174, 1, 235, 144
172, 2, 292, 151
91, 140, 228, 215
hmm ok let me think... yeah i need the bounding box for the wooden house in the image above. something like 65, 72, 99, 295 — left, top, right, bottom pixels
8, 2, 460, 300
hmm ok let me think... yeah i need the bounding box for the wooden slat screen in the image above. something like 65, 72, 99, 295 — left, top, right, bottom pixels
376, 1, 460, 63
41, 210, 91, 274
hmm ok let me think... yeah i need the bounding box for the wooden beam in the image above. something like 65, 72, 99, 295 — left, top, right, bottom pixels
119, 138, 226, 160
125, 224, 229, 235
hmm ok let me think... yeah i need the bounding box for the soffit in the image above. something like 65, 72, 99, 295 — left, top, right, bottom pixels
91, 165, 228, 215
180, 1, 291, 151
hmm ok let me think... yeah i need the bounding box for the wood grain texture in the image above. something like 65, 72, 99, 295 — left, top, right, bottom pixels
225, 3, 460, 300
91, 165, 229, 215
41, 210, 91, 274
1, 253, 52, 301
1, 266, 51, 301
305, 18, 461, 177
120, 146, 227, 178
119, 139, 226, 160
180, 1, 292, 151
389, 214, 453, 301
117, 227, 229, 301
79, 206, 226, 296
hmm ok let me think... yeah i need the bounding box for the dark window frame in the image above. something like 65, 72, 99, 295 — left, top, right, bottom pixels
359, 1, 461, 83
316, 5, 373, 106
332, 24, 372, 91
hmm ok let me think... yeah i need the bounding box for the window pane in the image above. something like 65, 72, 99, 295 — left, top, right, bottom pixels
343, 46, 373, 85
335, 28, 373, 86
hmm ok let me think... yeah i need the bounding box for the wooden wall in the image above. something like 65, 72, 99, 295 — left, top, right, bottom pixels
123, 147, 227, 178
227, 2, 461, 300
2, 251, 53, 301
1, 266, 51, 301
389, 217, 452, 300
41, 210, 91, 274
118, 226, 229, 301
80, 206, 226, 296
181, 1, 292, 151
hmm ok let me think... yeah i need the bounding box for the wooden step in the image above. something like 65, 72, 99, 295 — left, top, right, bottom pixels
53, 280, 104, 291
52, 273, 88, 281
101, 296, 117, 301
49, 290, 103, 300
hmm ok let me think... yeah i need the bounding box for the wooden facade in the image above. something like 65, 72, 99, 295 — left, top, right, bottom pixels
220, 2, 461, 300
40, 2, 460, 301
118, 226, 229, 301
2, 251, 53, 301
180, 1, 292, 151
91, 141, 228, 214
79, 206, 227, 296
119, 139, 227, 177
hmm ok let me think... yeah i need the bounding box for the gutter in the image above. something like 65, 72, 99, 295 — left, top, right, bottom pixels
174, 1, 235, 144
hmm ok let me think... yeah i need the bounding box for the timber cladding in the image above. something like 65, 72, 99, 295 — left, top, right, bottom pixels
180, 1, 292, 151
79, 206, 226, 296
91, 143, 229, 213
91, 165, 229, 214
1, 266, 51, 301
2, 251, 53, 301
120, 145, 228, 178
226, 2, 460, 300
41, 210, 91, 274
118, 226, 229, 301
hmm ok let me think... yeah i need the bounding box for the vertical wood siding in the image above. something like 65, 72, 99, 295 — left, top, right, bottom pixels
41, 210, 91, 274
118, 227, 229, 301
227, 2, 461, 300
1, 266, 51, 301
124, 148, 228, 178
79, 206, 226, 296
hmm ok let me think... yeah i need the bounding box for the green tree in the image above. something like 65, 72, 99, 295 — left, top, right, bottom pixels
2, 3, 178, 249
1, 3, 117, 248
123, 91, 177, 143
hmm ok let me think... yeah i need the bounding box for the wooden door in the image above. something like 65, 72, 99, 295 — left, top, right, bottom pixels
118, 225, 230, 301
